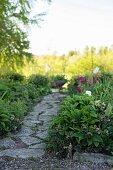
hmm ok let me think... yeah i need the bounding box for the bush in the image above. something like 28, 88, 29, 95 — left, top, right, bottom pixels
50, 74, 66, 81
0, 99, 10, 134
0, 81, 9, 98
0, 74, 51, 136
9, 100, 27, 131
28, 74, 49, 87
3, 73, 25, 82
47, 94, 113, 156
0, 99, 27, 134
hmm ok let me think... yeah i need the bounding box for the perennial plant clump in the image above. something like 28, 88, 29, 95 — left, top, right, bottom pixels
0, 73, 51, 135
47, 72, 113, 157
47, 95, 113, 156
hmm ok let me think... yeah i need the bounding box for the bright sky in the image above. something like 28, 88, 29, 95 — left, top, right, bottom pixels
29, 0, 113, 55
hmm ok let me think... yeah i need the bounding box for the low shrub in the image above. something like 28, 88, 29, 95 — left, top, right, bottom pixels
28, 74, 49, 87
3, 72, 25, 82
0, 73, 51, 135
0, 99, 10, 134
9, 100, 27, 131
46, 94, 113, 156
0, 99, 27, 134
50, 74, 66, 81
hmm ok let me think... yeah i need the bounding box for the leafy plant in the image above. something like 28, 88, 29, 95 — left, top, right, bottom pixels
47, 94, 113, 156
28, 74, 49, 87
0, 73, 51, 136
50, 75, 66, 81
0, 99, 10, 133
9, 100, 27, 131
3, 73, 25, 82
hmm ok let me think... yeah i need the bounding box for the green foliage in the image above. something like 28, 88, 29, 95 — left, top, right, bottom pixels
9, 100, 27, 131
0, 99, 10, 133
21, 46, 113, 78
0, 0, 51, 72
50, 75, 66, 81
0, 81, 9, 99
47, 94, 113, 156
0, 73, 51, 135
0, 99, 27, 134
28, 74, 49, 88
3, 73, 25, 82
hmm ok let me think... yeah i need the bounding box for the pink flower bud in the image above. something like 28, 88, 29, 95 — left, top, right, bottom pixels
93, 77, 97, 83
79, 76, 85, 84
77, 85, 82, 93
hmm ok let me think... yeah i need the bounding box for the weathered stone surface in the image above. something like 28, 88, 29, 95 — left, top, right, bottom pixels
38, 124, 49, 131
36, 131, 48, 139
39, 114, 54, 122
24, 114, 38, 121
16, 127, 33, 137
0, 148, 44, 158
29, 143, 46, 149
42, 109, 58, 116
0, 138, 16, 149
19, 136, 41, 146
73, 152, 113, 165
23, 120, 41, 127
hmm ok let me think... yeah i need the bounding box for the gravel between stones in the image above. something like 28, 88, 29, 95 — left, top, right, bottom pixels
0, 154, 112, 170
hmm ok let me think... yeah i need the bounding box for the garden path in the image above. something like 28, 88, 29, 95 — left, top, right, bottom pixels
0, 92, 66, 159
0, 92, 112, 169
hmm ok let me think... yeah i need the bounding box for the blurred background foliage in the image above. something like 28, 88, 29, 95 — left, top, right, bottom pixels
1, 45, 112, 79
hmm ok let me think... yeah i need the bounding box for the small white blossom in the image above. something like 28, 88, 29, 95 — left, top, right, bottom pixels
86, 90, 92, 96
93, 67, 99, 74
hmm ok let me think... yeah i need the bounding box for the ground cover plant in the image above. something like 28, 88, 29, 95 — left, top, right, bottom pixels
46, 71, 113, 157
0, 73, 51, 136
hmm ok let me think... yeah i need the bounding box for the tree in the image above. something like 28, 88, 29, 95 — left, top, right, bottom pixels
0, 0, 51, 72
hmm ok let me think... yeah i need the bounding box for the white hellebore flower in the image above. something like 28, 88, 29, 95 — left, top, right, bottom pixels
86, 90, 92, 96
93, 67, 99, 74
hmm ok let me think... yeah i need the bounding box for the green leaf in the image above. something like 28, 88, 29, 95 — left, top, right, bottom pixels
93, 141, 99, 147
74, 132, 84, 143
87, 139, 93, 146
105, 103, 112, 115
1, 122, 6, 128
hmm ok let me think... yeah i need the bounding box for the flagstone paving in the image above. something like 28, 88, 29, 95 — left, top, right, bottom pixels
0, 92, 66, 159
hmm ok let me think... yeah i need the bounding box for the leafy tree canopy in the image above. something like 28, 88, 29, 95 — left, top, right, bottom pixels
0, 0, 51, 71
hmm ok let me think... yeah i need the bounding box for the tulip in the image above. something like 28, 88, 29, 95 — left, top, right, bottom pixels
77, 85, 82, 93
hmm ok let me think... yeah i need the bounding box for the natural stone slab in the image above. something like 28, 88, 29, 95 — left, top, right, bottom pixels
16, 127, 33, 137
34, 104, 49, 112
0, 138, 16, 149
42, 109, 58, 115
23, 120, 41, 127
0, 148, 44, 158
29, 143, 46, 149
19, 136, 41, 146
38, 125, 48, 131
73, 152, 113, 165
39, 114, 54, 122
43, 121, 51, 128
36, 131, 48, 139
51, 89, 59, 92
24, 115, 38, 121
